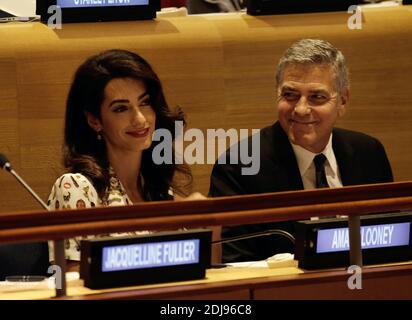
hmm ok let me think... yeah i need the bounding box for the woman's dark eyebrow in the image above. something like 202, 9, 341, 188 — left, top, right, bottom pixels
108, 92, 149, 107
109, 99, 129, 107
138, 92, 150, 101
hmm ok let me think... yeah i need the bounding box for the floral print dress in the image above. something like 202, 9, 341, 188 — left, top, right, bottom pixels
47, 168, 151, 261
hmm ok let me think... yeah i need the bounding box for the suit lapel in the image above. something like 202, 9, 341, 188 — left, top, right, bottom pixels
332, 128, 356, 186
272, 122, 304, 190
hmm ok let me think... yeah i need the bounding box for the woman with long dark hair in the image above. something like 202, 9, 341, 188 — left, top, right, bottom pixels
47, 49, 201, 260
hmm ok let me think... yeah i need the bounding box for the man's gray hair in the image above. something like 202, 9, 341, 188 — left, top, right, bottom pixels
275, 39, 349, 93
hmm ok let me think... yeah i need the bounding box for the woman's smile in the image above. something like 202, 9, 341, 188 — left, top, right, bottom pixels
126, 127, 150, 138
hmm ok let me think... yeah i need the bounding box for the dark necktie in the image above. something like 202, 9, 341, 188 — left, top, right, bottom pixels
313, 154, 329, 188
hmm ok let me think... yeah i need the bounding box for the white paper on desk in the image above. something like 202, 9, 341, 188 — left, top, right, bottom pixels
1, 0, 36, 17
225, 260, 269, 268
0, 280, 50, 293
225, 253, 296, 268
361, 1, 400, 9
0, 272, 80, 293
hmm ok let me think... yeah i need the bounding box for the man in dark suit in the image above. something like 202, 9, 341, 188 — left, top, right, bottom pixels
209, 39, 393, 262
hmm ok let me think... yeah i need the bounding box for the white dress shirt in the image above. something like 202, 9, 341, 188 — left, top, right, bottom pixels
290, 134, 344, 220
290, 133, 343, 190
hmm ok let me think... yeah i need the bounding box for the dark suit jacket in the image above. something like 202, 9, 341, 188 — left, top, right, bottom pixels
209, 122, 394, 262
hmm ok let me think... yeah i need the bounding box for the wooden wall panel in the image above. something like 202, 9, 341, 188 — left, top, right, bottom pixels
0, 7, 411, 213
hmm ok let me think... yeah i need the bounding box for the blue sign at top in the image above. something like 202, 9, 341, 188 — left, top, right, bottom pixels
57, 0, 149, 8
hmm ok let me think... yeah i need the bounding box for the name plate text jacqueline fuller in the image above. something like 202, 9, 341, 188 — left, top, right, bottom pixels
80, 230, 211, 289
102, 239, 200, 272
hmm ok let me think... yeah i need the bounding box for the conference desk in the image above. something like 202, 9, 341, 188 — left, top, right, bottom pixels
1, 183, 412, 300
1, 261, 412, 300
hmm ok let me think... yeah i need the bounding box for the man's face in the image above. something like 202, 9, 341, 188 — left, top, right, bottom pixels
277, 64, 348, 153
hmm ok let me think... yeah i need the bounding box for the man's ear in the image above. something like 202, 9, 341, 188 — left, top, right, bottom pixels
338, 88, 349, 117
85, 111, 102, 132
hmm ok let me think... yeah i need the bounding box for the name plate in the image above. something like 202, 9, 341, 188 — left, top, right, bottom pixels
295, 212, 412, 269
36, 0, 159, 23
317, 222, 410, 253
80, 229, 211, 289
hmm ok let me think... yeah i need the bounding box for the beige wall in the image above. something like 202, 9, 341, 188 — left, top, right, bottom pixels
1, 7, 412, 213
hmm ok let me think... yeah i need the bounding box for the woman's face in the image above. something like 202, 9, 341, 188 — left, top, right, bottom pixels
87, 77, 156, 156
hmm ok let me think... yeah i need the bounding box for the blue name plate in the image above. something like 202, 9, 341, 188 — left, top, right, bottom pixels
294, 212, 412, 269
37, 0, 157, 23
57, 0, 149, 8
102, 239, 200, 272
317, 222, 410, 253
80, 229, 211, 289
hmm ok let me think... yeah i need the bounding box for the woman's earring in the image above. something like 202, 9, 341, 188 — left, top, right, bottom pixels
97, 131, 102, 140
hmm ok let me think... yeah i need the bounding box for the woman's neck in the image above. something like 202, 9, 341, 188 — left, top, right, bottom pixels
107, 149, 144, 203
